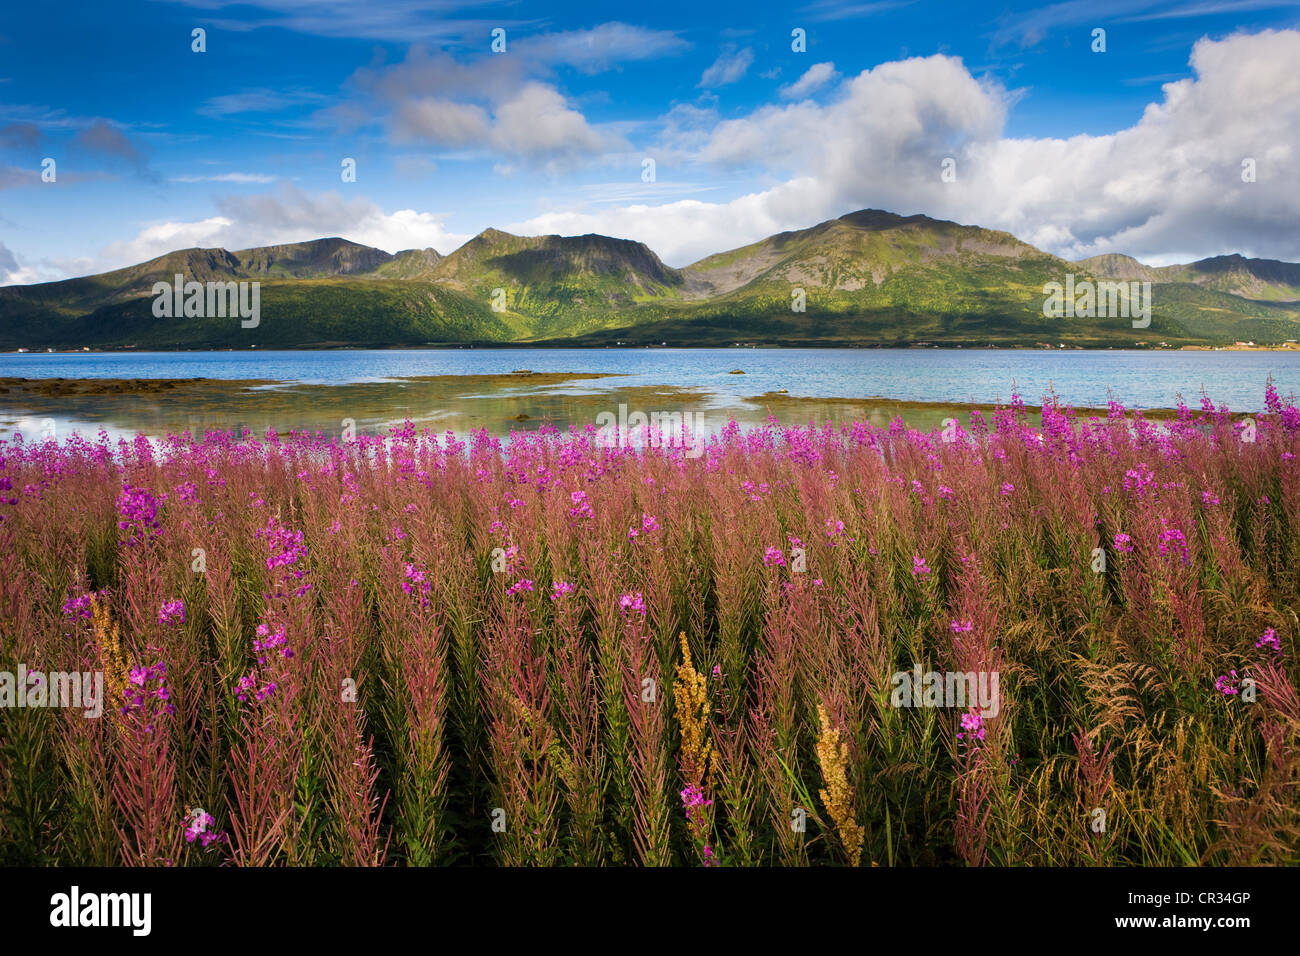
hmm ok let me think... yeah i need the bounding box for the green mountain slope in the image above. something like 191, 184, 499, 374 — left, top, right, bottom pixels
3, 210, 1299, 349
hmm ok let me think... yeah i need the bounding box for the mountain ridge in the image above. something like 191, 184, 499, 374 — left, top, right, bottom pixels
3, 209, 1300, 349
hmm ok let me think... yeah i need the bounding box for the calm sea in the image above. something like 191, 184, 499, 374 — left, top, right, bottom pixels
2, 348, 1297, 440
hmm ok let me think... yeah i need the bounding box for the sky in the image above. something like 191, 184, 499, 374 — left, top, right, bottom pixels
1, 0, 1299, 285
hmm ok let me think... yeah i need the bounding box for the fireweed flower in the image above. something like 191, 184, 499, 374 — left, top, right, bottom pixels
569, 490, 593, 519
1256, 628, 1282, 654
253, 622, 292, 664
1159, 526, 1190, 565
1113, 532, 1134, 554
402, 563, 432, 605
951, 619, 974, 633
912, 555, 931, 577
184, 810, 229, 850
117, 483, 162, 547
1001, 482, 1015, 496
1122, 463, 1156, 498
825, 518, 846, 544
121, 660, 175, 727
1214, 671, 1240, 696
158, 599, 185, 627
681, 784, 713, 823
236, 668, 280, 704
1202, 490, 1220, 506
506, 578, 534, 597
619, 592, 646, 616
62, 591, 101, 620
550, 580, 574, 601
938, 485, 955, 500
763, 546, 786, 567
235, 673, 257, 702
956, 711, 985, 744
256, 517, 307, 571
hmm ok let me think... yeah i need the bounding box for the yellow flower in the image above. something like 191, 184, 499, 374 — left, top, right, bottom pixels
674, 633, 713, 787
815, 703, 864, 865
91, 595, 130, 706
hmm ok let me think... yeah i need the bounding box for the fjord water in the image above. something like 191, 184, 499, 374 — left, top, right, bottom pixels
2, 348, 1298, 440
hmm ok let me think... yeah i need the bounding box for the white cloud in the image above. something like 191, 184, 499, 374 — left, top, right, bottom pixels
504, 31, 1300, 267
507, 181, 829, 267
18, 29, 1300, 281
779, 62, 841, 99
490, 83, 613, 161
393, 98, 492, 146
348, 48, 622, 169
0, 239, 83, 285
699, 46, 754, 88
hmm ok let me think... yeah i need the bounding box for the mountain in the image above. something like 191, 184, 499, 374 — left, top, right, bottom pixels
1073, 254, 1162, 283
3, 211, 1300, 349
637, 209, 1078, 346
1077, 251, 1300, 302
682, 209, 1052, 297
367, 248, 443, 279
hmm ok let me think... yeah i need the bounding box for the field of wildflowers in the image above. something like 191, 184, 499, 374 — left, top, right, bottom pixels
1, 386, 1298, 867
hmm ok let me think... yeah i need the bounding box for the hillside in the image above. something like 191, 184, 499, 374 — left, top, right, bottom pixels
1077, 251, 1300, 303
3, 210, 1300, 349
426, 229, 686, 340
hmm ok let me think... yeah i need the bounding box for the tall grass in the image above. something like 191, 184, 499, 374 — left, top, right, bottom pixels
0, 386, 1298, 866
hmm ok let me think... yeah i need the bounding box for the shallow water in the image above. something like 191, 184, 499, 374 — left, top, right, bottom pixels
1, 348, 1294, 441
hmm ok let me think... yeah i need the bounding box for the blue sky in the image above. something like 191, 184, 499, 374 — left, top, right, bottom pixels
2, 0, 1300, 283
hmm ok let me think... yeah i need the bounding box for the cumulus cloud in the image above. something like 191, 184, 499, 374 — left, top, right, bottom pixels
699, 46, 755, 88
515, 30, 1300, 266
779, 62, 841, 99
508, 183, 826, 267
20, 28, 1300, 280
491, 83, 611, 159
392, 98, 492, 146
345, 48, 624, 170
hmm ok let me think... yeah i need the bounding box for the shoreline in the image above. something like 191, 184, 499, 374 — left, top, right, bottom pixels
0, 373, 1189, 443
9, 342, 1300, 353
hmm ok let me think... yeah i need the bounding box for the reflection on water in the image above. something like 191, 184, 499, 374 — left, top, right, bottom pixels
3, 343, 1264, 441
0, 372, 988, 442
